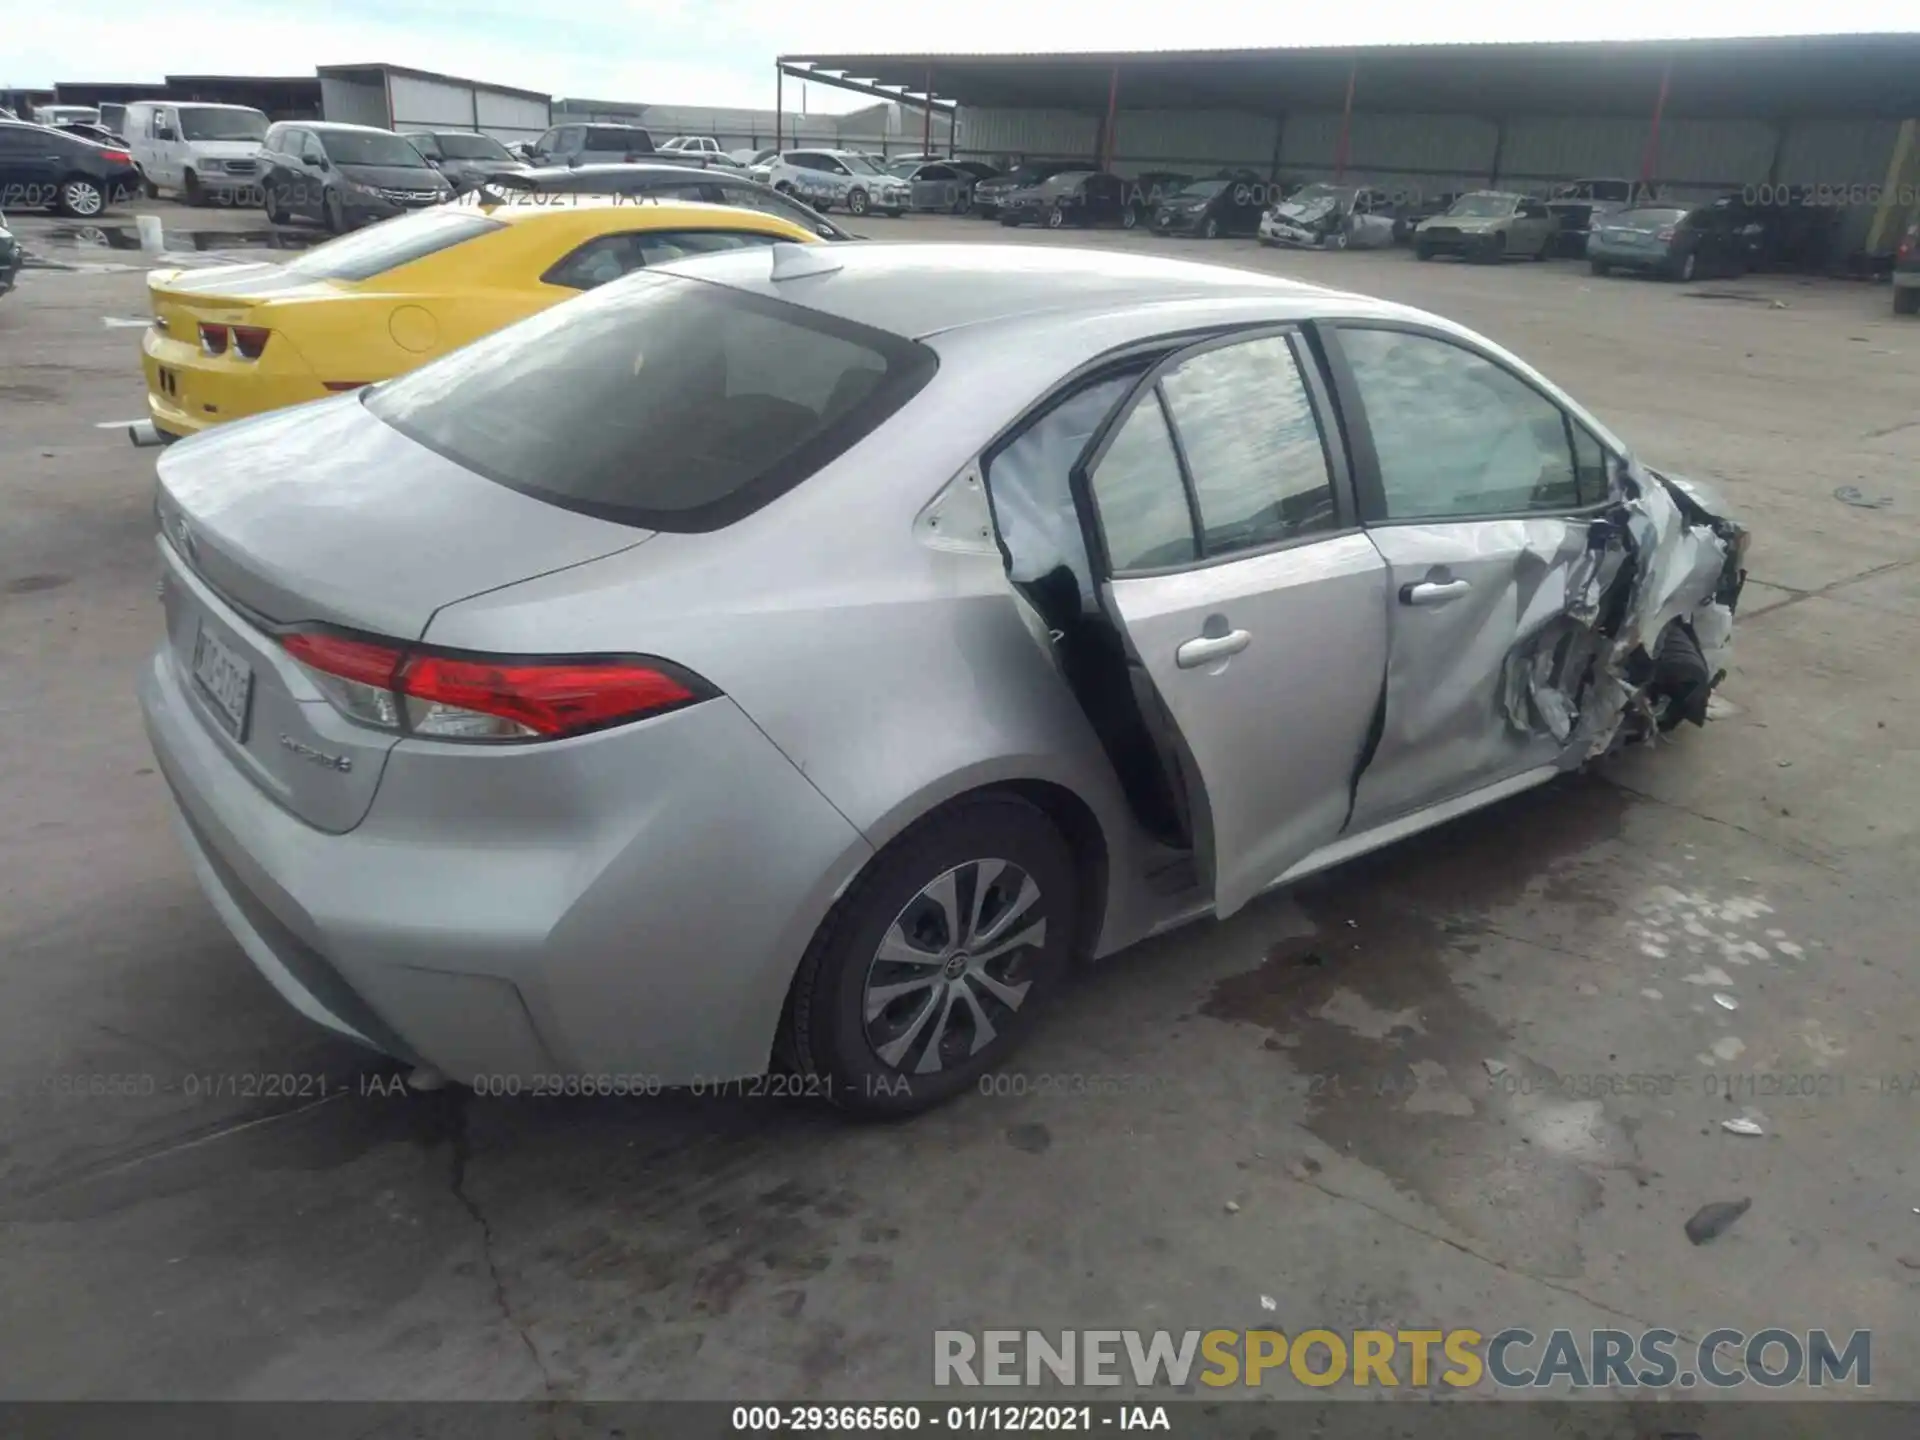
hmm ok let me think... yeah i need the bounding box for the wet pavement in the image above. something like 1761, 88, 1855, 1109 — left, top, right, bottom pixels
1, 204, 1917, 1402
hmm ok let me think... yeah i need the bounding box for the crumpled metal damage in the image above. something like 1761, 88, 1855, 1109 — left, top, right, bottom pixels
1502, 463, 1746, 764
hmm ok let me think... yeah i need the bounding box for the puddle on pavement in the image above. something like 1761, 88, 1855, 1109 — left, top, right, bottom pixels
1203, 774, 1649, 1277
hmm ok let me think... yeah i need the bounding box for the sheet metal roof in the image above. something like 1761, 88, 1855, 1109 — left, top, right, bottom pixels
781, 35, 1920, 119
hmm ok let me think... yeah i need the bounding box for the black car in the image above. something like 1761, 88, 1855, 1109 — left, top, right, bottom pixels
0, 120, 138, 217
482, 164, 857, 241
971, 160, 1093, 217
403, 130, 527, 194
55, 121, 127, 148
1587, 203, 1751, 281
999, 170, 1150, 230
1150, 171, 1266, 238
1701, 189, 1841, 274
260, 121, 452, 232
522, 123, 656, 167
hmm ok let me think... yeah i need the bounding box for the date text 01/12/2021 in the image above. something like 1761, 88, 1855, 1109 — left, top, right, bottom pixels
730, 1406, 1171, 1432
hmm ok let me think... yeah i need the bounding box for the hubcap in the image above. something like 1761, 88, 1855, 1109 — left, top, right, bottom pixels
67, 183, 102, 216
861, 858, 1047, 1075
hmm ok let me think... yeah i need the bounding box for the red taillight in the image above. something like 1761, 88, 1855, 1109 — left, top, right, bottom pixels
198, 322, 228, 355
278, 630, 709, 742
100, 148, 131, 164
1656, 227, 1676, 242
231, 325, 270, 359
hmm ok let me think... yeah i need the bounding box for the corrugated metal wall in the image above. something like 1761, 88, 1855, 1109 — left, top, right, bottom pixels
1110, 110, 1275, 171
474, 91, 550, 143
958, 108, 1100, 160
319, 76, 387, 128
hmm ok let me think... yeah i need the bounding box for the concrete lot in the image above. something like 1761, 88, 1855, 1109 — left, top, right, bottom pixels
2, 200, 1917, 1403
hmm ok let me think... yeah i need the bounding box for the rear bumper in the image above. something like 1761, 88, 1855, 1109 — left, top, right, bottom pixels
1588, 240, 1674, 270
140, 644, 873, 1086
1417, 228, 1502, 254
141, 324, 328, 435
1892, 269, 1920, 290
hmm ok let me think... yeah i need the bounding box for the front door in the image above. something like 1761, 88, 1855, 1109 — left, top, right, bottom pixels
1076, 329, 1390, 918
1329, 323, 1617, 829
0, 125, 60, 203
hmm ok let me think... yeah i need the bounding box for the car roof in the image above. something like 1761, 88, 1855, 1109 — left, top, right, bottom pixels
516, 162, 739, 182
657, 241, 1376, 340
302, 121, 402, 135
459, 197, 815, 236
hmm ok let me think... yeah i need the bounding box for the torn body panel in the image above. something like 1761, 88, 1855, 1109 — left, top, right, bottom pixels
1502, 463, 1746, 764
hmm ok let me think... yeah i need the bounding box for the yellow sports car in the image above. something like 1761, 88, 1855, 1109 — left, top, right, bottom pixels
141, 198, 819, 439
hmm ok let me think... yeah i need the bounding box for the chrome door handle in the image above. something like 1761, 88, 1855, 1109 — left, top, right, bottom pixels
1401, 579, 1472, 606
1176, 629, 1251, 668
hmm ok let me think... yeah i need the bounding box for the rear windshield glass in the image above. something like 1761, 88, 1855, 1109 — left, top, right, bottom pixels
438, 132, 512, 160
366, 270, 938, 531
179, 107, 267, 142
320, 129, 433, 167
1615, 207, 1690, 225
282, 209, 503, 282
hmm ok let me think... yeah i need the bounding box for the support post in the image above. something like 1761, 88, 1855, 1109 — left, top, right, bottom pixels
775, 65, 783, 151
1101, 64, 1119, 170
1268, 113, 1286, 185
923, 64, 933, 155
1640, 57, 1672, 193
1488, 116, 1506, 186
1333, 61, 1356, 182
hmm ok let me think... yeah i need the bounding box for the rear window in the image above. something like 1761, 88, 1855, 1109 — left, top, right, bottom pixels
366, 270, 938, 531
1616, 207, 1690, 226
438, 132, 511, 160
282, 209, 504, 282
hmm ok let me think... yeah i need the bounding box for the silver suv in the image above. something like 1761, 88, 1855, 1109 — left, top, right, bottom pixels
766, 149, 908, 217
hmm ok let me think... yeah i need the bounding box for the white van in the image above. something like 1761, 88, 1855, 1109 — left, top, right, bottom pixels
125, 101, 270, 203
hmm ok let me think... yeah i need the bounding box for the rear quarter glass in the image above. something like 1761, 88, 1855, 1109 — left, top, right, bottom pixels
366, 269, 937, 532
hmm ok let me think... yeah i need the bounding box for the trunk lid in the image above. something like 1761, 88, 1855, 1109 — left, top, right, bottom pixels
147, 264, 344, 340
154, 395, 652, 831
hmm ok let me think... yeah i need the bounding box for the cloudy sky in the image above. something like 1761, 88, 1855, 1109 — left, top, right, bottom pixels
6, 1, 1913, 110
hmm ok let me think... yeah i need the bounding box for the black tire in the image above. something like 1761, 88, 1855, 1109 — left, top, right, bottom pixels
183, 169, 204, 206
263, 182, 290, 225
1415, 244, 1434, 261
786, 793, 1079, 1118
999, 215, 1020, 227
847, 187, 870, 216
1590, 259, 1611, 277
1202, 216, 1220, 239
55, 176, 106, 218
774, 182, 797, 197
323, 190, 346, 235
1669, 251, 1698, 283
139, 171, 159, 199
951, 190, 969, 215
1895, 286, 1920, 316
1120, 206, 1139, 231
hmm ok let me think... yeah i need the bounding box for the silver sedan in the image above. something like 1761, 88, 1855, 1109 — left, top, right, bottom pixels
139, 241, 1748, 1116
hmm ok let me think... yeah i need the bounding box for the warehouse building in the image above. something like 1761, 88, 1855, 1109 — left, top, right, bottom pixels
315, 63, 551, 148
779, 35, 1920, 259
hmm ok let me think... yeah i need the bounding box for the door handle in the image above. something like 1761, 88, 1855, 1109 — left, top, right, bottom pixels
1176, 629, 1251, 668
1401, 579, 1472, 606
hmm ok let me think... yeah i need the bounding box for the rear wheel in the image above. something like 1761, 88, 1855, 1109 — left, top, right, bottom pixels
1326, 229, 1348, 250
55, 176, 105, 218
1047, 206, 1067, 230
1895, 286, 1920, 316
847, 187, 871, 216
1671, 251, 1698, 283
786, 793, 1079, 1118
1590, 259, 1612, 277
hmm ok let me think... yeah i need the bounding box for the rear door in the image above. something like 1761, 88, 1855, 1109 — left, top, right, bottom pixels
1326, 322, 1616, 829
1074, 328, 1390, 918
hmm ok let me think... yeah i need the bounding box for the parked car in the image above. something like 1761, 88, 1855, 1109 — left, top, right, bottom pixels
660, 135, 722, 154
125, 101, 269, 204
1545, 176, 1640, 255
1150, 172, 1266, 238
259, 121, 453, 233
971, 160, 1092, 217
731, 146, 780, 168
138, 243, 1748, 1115
1258, 183, 1397, 249
1587, 203, 1751, 281
1391, 190, 1461, 245
487, 164, 858, 241
32, 104, 98, 128
523, 123, 656, 166
999, 170, 1148, 230
402, 130, 528, 193
893, 160, 981, 213
139, 198, 817, 443
0, 208, 20, 298
1700, 189, 1840, 274
766, 149, 908, 216
1127, 170, 1194, 210
0, 120, 138, 217
1412, 191, 1557, 262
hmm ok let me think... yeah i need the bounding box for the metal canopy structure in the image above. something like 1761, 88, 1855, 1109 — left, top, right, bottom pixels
779, 35, 1920, 120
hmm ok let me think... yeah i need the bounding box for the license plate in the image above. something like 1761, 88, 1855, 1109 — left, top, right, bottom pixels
190, 623, 253, 740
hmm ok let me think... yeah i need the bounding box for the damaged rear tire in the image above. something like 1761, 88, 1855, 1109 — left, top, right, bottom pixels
1649, 621, 1713, 732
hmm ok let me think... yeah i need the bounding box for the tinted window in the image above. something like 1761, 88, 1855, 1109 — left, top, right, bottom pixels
0, 125, 37, 154
438, 133, 511, 160
282, 209, 503, 282
178, 107, 267, 142
318, 129, 430, 167
1570, 424, 1611, 505
545, 228, 783, 289
716, 183, 849, 239
1341, 328, 1581, 519
1089, 396, 1198, 572
1159, 336, 1337, 556
366, 272, 937, 531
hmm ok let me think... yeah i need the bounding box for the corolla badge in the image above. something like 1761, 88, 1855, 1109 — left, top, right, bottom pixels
279, 734, 353, 772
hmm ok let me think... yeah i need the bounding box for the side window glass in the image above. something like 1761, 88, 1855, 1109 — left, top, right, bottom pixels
1341, 328, 1581, 519
1570, 423, 1611, 506
633, 230, 783, 266
1089, 395, 1198, 573
545, 235, 643, 290
1158, 335, 1338, 555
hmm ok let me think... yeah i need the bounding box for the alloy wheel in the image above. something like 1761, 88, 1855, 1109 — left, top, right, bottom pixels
62, 180, 104, 218
860, 858, 1047, 1075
